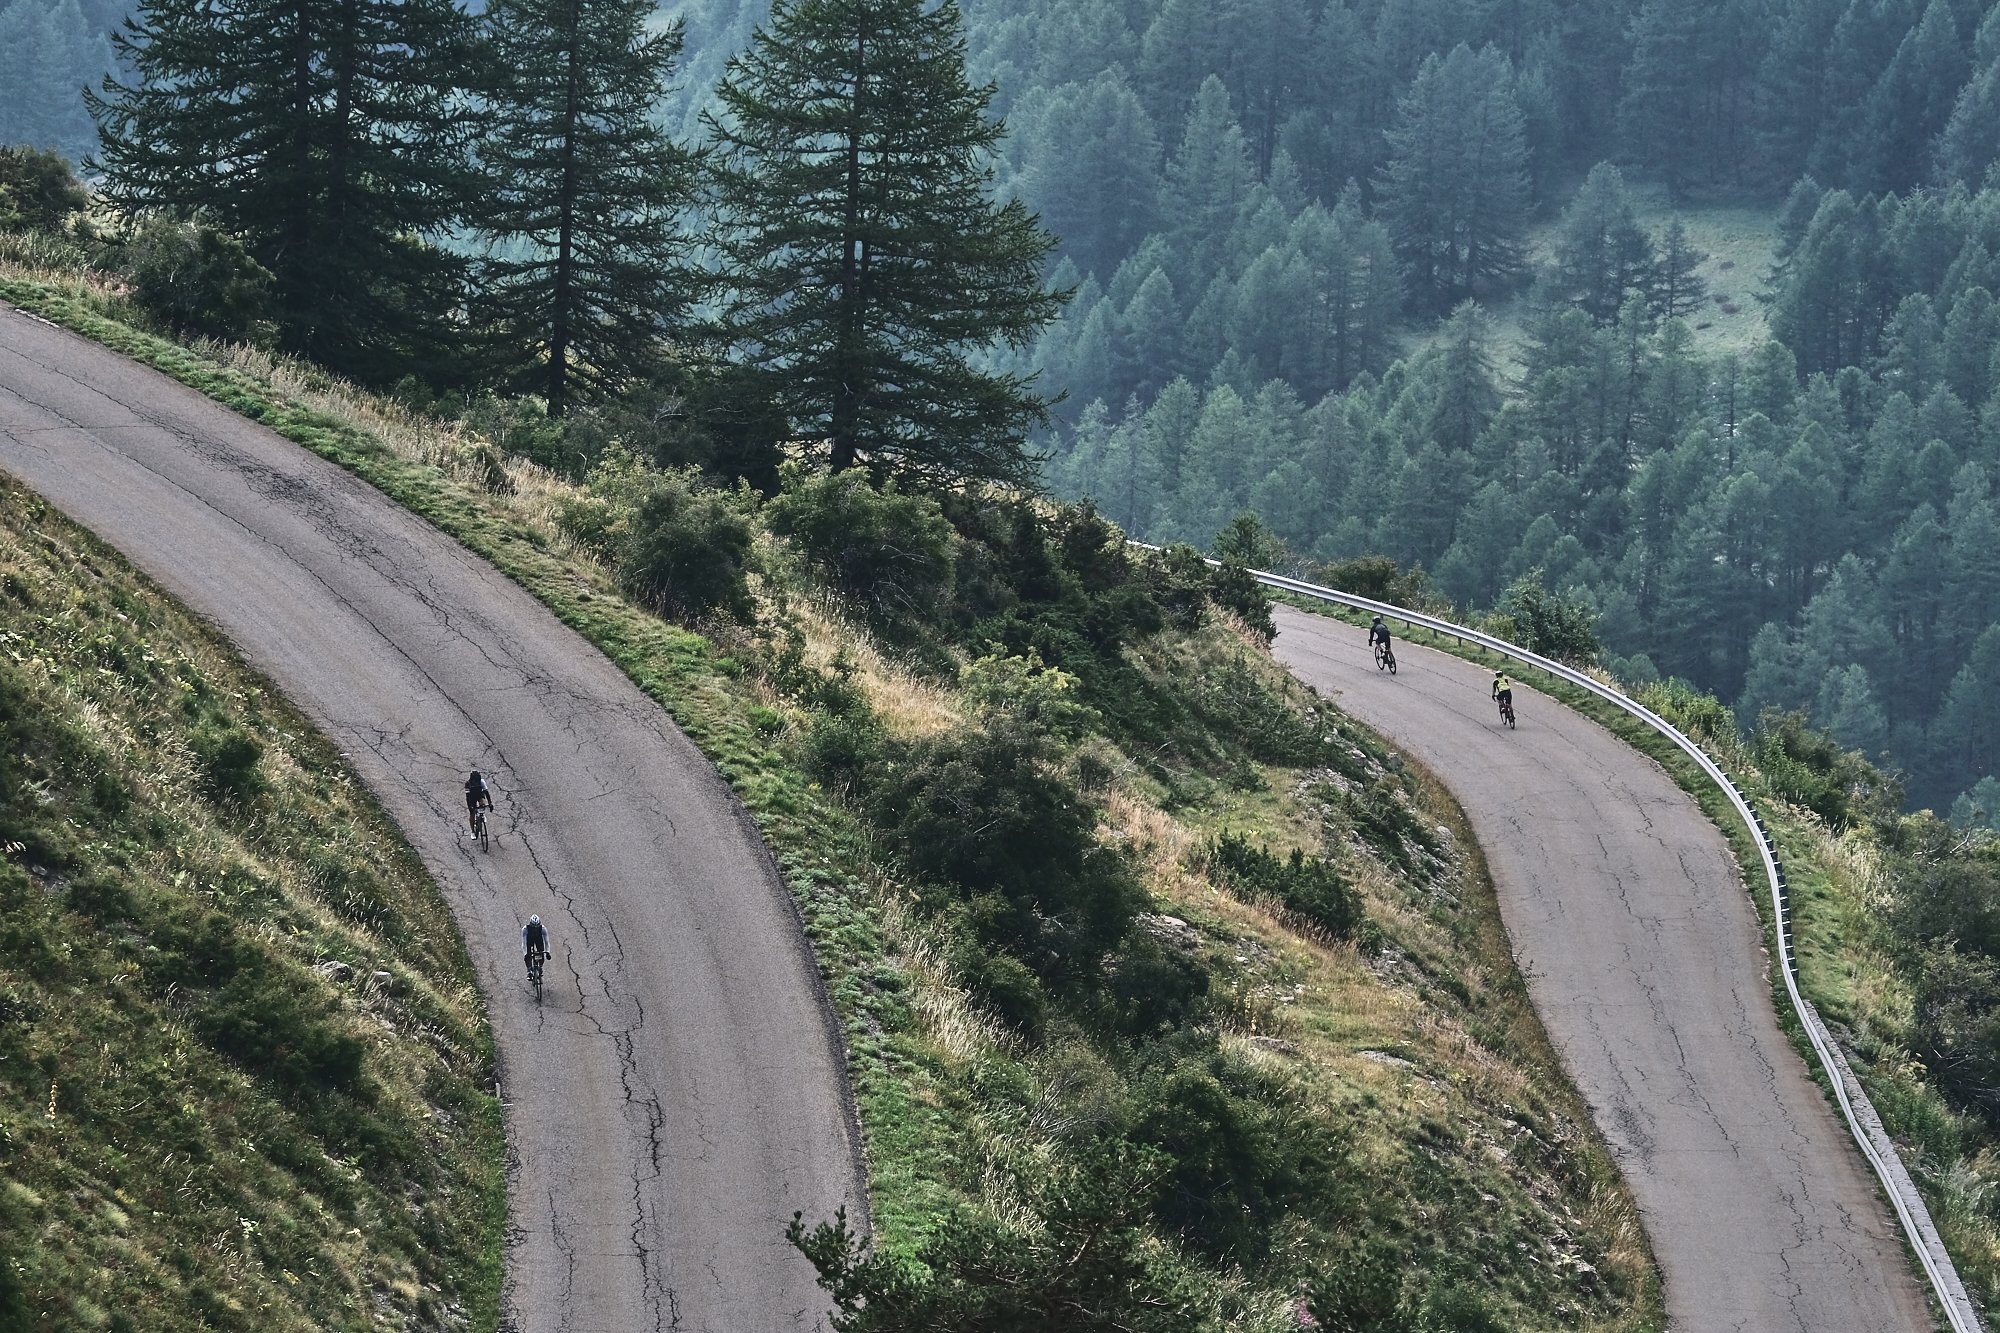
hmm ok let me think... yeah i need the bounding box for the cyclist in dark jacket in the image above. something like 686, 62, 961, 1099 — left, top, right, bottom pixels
523, 915, 548, 973
465, 770, 493, 835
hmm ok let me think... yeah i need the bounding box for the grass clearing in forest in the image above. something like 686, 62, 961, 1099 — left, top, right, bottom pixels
1412, 192, 1781, 379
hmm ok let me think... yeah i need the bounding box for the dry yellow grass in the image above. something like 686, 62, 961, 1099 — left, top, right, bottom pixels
786, 592, 959, 738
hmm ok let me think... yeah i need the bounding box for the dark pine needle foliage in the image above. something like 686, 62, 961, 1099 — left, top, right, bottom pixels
478, 0, 702, 416
87, 0, 481, 383
705, 0, 1067, 487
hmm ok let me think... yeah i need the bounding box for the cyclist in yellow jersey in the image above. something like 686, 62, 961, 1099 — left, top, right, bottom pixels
1492, 670, 1513, 711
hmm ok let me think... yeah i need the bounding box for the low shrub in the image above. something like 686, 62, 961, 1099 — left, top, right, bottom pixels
1127, 1035, 1348, 1261
1891, 850, 2000, 956
1753, 709, 1894, 829
958, 646, 1096, 742
117, 214, 275, 342
865, 726, 1142, 995
0, 147, 87, 234
192, 720, 265, 801
1206, 559, 1274, 641
790, 1140, 1192, 1332
551, 451, 755, 622
801, 707, 883, 795
461, 393, 575, 476
1910, 945, 2000, 1129
1102, 929, 1209, 1036
619, 475, 756, 622
1208, 832, 1366, 939
1317, 554, 1431, 609
1499, 568, 1599, 665
766, 470, 958, 624
196, 963, 368, 1092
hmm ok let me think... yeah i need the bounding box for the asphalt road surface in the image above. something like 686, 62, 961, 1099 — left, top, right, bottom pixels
0, 302, 865, 1332
1273, 604, 1933, 1332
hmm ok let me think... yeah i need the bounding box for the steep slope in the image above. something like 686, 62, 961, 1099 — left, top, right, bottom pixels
0, 476, 501, 1330
0, 279, 1673, 1328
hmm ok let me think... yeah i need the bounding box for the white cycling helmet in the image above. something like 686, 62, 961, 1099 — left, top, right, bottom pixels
528, 914, 541, 925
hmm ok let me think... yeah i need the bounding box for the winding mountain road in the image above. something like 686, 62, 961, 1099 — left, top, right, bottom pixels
1273, 604, 1933, 1332
0, 302, 864, 1332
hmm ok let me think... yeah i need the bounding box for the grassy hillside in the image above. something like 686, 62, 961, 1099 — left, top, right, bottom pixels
0, 265, 1668, 1328
0, 477, 503, 1330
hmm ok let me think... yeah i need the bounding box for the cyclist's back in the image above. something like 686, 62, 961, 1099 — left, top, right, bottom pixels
523, 914, 548, 966
465, 770, 493, 834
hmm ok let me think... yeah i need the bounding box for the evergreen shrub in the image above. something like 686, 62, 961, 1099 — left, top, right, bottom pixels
117, 214, 274, 341
766, 469, 958, 623
0, 147, 87, 233
1208, 832, 1365, 940
617, 476, 756, 623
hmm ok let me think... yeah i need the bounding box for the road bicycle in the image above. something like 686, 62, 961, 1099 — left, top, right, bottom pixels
1497, 695, 1516, 729
471, 805, 490, 853
1373, 641, 1397, 674
527, 948, 546, 1002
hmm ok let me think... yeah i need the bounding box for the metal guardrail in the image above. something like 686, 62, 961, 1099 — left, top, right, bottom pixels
1226, 559, 1982, 1332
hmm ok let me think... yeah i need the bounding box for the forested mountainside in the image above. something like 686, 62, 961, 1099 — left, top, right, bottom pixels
918, 0, 2000, 817
0, 0, 120, 160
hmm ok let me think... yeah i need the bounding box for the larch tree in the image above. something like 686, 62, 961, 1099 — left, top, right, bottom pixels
1543, 162, 1656, 324
705, 0, 1065, 486
1650, 218, 1708, 320
88, 0, 478, 382
1375, 44, 1530, 313
1015, 68, 1161, 279
479, 0, 701, 416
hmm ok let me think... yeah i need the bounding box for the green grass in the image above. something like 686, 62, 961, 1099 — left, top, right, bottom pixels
1407, 194, 1780, 377
0, 477, 503, 1331
0, 271, 1668, 1327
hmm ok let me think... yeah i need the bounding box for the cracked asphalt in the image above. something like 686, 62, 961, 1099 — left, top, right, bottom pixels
1272, 604, 1933, 1331
0, 303, 865, 1331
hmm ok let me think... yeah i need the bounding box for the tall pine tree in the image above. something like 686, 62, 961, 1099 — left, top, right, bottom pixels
89, 0, 477, 381
479, 0, 700, 416
1542, 162, 1656, 323
1375, 43, 1530, 312
706, 0, 1064, 485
